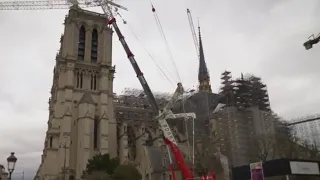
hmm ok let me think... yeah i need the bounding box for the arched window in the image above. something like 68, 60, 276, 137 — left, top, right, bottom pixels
49, 136, 53, 148
91, 29, 98, 63
76, 70, 83, 89
93, 116, 99, 149
90, 73, 97, 91
80, 72, 83, 88
78, 26, 86, 61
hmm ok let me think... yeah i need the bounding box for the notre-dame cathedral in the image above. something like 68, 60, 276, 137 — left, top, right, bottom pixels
35, 5, 230, 180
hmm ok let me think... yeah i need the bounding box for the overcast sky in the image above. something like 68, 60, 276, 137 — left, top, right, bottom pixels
1, 0, 320, 179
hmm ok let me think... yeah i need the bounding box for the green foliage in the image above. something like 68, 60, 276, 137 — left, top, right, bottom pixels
82, 154, 141, 180
85, 171, 114, 180
83, 154, 120, 176
113, 164, 142, 180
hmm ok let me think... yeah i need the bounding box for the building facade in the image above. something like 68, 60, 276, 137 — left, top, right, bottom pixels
210, 106, 276, 167
35, 7, 117, 180
209, 72, 276, 167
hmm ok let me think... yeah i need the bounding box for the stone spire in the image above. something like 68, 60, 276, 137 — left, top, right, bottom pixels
198, 26, 212, 93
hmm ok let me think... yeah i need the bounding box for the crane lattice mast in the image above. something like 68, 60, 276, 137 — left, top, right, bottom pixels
0, 0, 128, 10
187, 8, 199, 56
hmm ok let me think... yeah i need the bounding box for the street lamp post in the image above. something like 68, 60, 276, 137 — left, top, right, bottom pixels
303, 34, 320, 50
7, 152, 17, 180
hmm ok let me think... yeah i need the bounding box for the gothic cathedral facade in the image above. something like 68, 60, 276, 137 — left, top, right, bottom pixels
35, 7, 117, 180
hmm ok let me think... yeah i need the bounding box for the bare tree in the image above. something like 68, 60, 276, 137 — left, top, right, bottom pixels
251, 133, 276, 161
194, 136, 224, 175
274, 134, 291, 158
303, 141, 320, 160
251, 131, 320, 161
307, 135, 320, 160
272, 132, 316, 159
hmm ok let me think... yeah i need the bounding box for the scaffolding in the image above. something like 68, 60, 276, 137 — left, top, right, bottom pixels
219, 70, 235, 107
113, 88, 216, 169
219, 72, 270, 111
113, 88, 185, 144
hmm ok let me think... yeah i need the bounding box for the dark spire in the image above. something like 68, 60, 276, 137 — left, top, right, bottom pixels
198, 26, 209, 81
197, 26, 212, 93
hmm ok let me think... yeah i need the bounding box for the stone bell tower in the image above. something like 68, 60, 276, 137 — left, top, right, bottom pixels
35, 6, 117, 180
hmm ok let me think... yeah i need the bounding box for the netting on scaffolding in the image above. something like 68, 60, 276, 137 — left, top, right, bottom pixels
219, 71, 270, 111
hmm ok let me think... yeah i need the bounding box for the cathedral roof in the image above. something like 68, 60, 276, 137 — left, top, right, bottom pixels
172, 92, 222, 115
79, 91, 95, 104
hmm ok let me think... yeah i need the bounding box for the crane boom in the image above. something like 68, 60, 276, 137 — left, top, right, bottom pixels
0, 0, 93, 10
102, 4, 194, 179
106, 20, 160, 114
0, 0, 128, 11
187, 9, 199, 56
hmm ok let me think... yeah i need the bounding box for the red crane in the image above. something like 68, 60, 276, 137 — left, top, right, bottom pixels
103, 3, 196, 180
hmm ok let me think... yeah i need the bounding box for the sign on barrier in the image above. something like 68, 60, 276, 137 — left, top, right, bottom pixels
250, 162, 264, 180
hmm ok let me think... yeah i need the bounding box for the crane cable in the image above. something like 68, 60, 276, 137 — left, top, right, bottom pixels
149, 4, 183, 180
116, 12, 175, 88
178, 0, 195, 165
150, 1, 194, 173
150, 2, 182, 83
